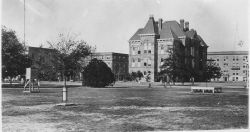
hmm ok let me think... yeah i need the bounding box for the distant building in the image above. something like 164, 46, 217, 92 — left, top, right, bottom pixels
129, 15, 208, 81
207, 51, 249, 82
25, 46, 59, 80
85, 52, 129, 81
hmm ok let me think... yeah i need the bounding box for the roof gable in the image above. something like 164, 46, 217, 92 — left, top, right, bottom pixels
141, 17, 158, 34
159, 21, 185, 39
129, 28, 143, 41
159, 24, 178, 39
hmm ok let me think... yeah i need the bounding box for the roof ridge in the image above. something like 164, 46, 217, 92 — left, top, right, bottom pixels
169, 26, 178, 39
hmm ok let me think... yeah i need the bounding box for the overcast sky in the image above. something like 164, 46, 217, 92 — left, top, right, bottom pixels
2, 0, 249, 53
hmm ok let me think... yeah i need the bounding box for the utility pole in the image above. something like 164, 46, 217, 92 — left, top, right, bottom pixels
24, 0, 26, 47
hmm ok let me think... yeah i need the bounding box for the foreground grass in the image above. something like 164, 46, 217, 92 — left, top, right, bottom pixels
2, 84, 248, 131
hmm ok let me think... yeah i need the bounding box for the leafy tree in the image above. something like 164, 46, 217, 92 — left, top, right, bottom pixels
48, 33, 91, 88
1, 26, 31, 83
82, 58, 115, 87
160, 49, 185, 85
129, 71, 143, 82
203, 60, 222, 81
136, 71, 143, 80
130, 72, 138, 81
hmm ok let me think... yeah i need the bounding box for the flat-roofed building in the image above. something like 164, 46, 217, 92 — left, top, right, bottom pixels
207, 51, 249, 82
25, 46, 59, 80
85, 52, 129, 81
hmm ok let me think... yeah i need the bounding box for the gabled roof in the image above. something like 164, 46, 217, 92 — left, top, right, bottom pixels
196, 35, 208, 47
159, 24, 178, 39
141, 16, 158, 34
166, 21, 185, 37
129, 28, 143, 41
185, 29, 196, 38
159, 21, 185, 39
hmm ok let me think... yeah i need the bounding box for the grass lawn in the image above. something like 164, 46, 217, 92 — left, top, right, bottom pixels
2, 82, 249, 131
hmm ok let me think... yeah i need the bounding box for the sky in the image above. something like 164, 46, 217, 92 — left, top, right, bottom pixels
1, 0, 249, 53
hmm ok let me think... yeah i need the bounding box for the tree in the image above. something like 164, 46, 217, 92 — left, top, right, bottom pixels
160, 49, 185, 85
48, 33, 91, 102
136, 71, 143, 80
1, 26, 31, 83
203, 60, 222, 81
82, 58, 115, 87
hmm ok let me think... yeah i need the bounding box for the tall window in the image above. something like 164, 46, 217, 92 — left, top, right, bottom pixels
148, 58, 151, 66
137, 58, 141, 67
132, 58, 135, 67
191, 47, 195, 56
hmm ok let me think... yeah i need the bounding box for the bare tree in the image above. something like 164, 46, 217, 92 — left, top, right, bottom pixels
47, 33, 91, 103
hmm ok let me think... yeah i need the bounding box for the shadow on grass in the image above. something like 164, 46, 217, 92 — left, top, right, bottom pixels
2, 84, 82, 88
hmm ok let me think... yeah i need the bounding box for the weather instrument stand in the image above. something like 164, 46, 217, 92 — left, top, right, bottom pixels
23, 68, 40, 93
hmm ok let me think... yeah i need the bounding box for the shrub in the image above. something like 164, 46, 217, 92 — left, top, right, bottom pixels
82, 58, 115, 87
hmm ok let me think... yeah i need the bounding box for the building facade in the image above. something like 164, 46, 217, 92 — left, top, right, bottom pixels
129, 15, 208, 81
85, 52, 129, 81
25, 46, 59, 80
207, 51, 249, 82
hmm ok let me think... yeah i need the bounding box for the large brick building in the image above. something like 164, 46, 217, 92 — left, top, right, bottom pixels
25, 46, 59, 80
129, 15, 208, 81
85, 52, 129, 81
207, 51, 249, 82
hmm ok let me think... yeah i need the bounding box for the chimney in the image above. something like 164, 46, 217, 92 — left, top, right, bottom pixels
149, 14, 154, 19
180, 19, 184, 30
158, 18, 163, 31
185, 21, 189, 31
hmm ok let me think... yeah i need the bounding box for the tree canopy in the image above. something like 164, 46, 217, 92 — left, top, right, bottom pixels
203, 60, 222, 81
47, 33, 91, 84
159, 49, 186, 83
1, 26, 31, 80
82, 58, 115, 87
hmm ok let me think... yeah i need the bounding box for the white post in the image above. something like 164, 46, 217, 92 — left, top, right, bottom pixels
62, 87, 67, 103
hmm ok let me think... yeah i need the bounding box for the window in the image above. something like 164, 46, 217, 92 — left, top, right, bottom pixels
137, 61, 141, 67
144, 44, 148, 50
144, 50, 147, 54
148, 44, 152, 50
236, 73, 238, 75
148, 50, 151, 54
138, 51, 141, 54
132, 58, 135, 67
144, 62, 147, 66
217, 59, 219, 61
106, 56, 111, 59
148, 59, 151, 66
144, 71, 147, 75
191, 47, 195, 56
232, 77, 235, 81
233, 73, 235, 75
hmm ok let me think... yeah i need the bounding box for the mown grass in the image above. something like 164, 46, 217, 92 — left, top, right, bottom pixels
2, 83, 248, 131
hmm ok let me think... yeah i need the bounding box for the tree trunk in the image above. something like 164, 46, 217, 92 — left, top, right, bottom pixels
9, 77, 12, 85
64, 75, 66, 88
